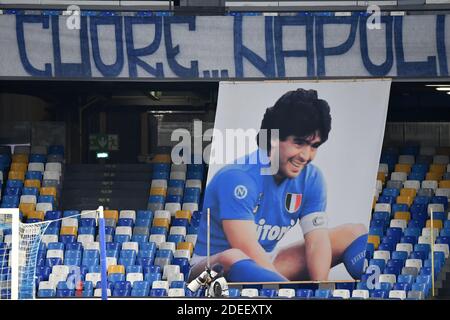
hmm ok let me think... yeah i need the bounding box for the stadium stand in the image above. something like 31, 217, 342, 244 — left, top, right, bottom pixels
2, 141, 450, 299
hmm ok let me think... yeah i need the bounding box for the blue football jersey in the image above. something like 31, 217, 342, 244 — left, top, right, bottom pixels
194, 149, 327, 256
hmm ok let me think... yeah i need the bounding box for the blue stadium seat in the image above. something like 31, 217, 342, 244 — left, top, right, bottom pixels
144, 265, 161, 275
392, 203, 408, 214
412, 164, 428, 174
38, 289, 56, 298
118, 218, 134, 227
63, 211, 81, 218
404, 227, 421, 237
370, 289, 389, 299
414, 196, 430, 205
391, 251, 408, 261
48, 242, 64, 251
145, 272, 161, 284
296, 289, 314, 298
56, 282, 75, 297
400, 236, 417, 245
187, 171, 203, 180
409, 172, 425, 181
170, 281, 186, 289
411, 283, 429, 297
166, 195, 182, 203
149, 288, 167, 297
30, 154, 47, 163
172, 257, 190, 278
137, 257, 154, 268
228, 288, 240, 297
79, 218, 96, 228
386, 228, 402, 242
132, 235, 148, 243
46, 257, 63, 267
172, 218, 189, 228
148, 195, 165, 204
114, 235, 131, 244
379, 243, 395, 252
394, 282, 411, 291
383, 188, 400, 197
153, 163, 170, 172
48, 145, 64, 156
414, 244, 431, 253
2, 196, 19, 206
66, 242, 83, 252
5, 187, 21, 196
140, 242, 157, 252
45, 211, 62, 221
410, 203, 427, 216
79, 227, 95, 236
169, 180, 185, 188
22, 187, 39, 197
26, 171, 43, 181
314, 289, 332, 299
37, 266, 51, 281
378, 195, 395, 205
167, 234, 185, 244
6, 180, 23, 189
259, 289, 277, 297
113, 281, 132, 297
108, 273, 126, 283
431, 196, 448, 211
410, 251, 427, 261
137, 210, 153, 220
369, 259, 386, 271
131, 281, 150, 297
82, 281, 94, 297
150, 227, 167, 235
135, 219, 151, 227
372, 211, 390, 222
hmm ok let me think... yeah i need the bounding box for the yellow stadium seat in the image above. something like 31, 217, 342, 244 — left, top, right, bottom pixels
426, 172, 442, 181
19, 203, 36, 217
40, 187, 57, 198
430, 164, 446, 174
10, 163, 27, 172
60, 226, 77, 236
394, 211, 411, 222
439, 180, 450, 189
372, 196, 377, 210
436, 147, 450, 156
396, 195, 413, 207
377, 173, 386, 184
108, 265, 125, 275
8, 171, 25, 181
426, 219, 443, 230
149, 187, 167, 197
152, 218, 170, 229
24, 179, 41, 189
153, 154, 171, 164
177, 242, 194, 255
400, 188, 416, 198
12, 154, 28, 163
395, 164, 411, 174
175, 210, 192, 222
27, 211, 45, 221
367, 235, 380, 250
104, 210, 119, 222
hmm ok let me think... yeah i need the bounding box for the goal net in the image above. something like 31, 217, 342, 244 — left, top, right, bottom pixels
0, 207, 108, 300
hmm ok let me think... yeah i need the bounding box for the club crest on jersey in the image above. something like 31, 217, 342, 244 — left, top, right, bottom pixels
285, 193, 302, 213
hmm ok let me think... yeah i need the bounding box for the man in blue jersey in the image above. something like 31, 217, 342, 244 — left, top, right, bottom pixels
189, 89, 368, 283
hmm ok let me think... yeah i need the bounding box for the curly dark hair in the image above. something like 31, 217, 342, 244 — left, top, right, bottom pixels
257, 88, 332, 153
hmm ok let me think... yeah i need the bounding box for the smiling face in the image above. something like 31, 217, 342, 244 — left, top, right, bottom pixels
271, 132, 322, 182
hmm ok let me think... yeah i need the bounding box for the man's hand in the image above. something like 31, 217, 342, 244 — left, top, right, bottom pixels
304, 228, 332, 281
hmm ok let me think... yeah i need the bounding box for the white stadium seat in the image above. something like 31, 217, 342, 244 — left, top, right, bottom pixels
434, 244, 449, 258
45, 162, 62, 173
119, 210, 136, 222
36, 203, 53, 213
174, 249, 191, 260
43, 171, 60, 182
376, 180, 383, 194
115, 226, 132, 237
126, 273, 144, 286
20, 195, 36, 204
391, 172, 407, 182
152, 281, 169, 292
422, 180, 438, 191
332, 289, 350, 299
94, 288, 111, 297
52, 265, 70, 277
241, 288, 259, 297
396, 243, 413, 254
151, 179, 168, 189
389, 290, 407, 300
47, 250, 64, 260
428, 203, 444, 214
277, 288, 296, 298
378, 163, 389, 176
81, 210, 97, 220
170, 171, 186, 181
122, 242, 139, 253
165, 203, 182, 216
168, 273, 184, 285
77, 234, 95, 245
379, 274, 396, 285
171, 163, 187, 173
374, 203, 391, 213
49, 273, 67, 289
418, 235, 433, 244
170, 226, 187, 237
390, 219, 407, 230
38, 281, 54, 291
41, 235, 59, 246
404, 180, 420, 191
373, 250, 390, 263
168, 288, 185, 297
84, 242, 100, 252
351, 290, 369, 299
106, 257, 117, 268
155, 210, 171, 223
28, 163, 45, 173
86, 273, 101, 286
435, 188, 450, 199
185, 234, 198, 246
405, 259, 422, 270
149, 235, 166, 248
422, 228, 439, 238
182, 203, 198, 212
62, 218, 78, 228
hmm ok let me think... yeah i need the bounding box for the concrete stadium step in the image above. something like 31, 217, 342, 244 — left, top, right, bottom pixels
63, 171, 151, 181
66, 164, 153, 173
62, 196, 148, 211
62, 188, 149, 198
63, 181, 150, 190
